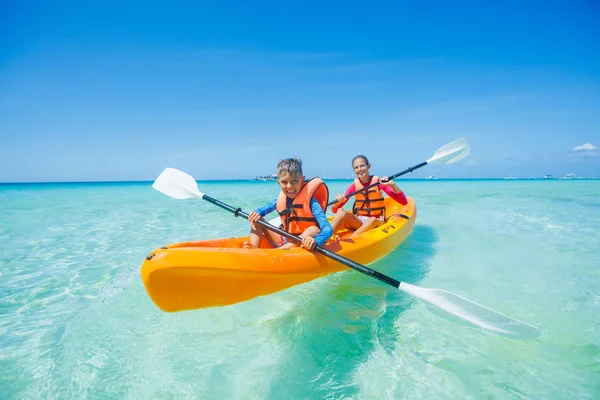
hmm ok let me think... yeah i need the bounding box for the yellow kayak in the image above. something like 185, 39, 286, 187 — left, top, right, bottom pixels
141, 196, 416, 312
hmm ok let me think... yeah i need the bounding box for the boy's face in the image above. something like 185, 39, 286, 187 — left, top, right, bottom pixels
277, 172, 304, 199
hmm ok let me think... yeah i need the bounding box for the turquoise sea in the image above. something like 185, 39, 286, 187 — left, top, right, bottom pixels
1, 179, 599, 399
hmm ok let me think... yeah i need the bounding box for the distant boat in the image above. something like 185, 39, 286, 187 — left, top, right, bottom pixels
426, 175, 438, 180
504, 176, 518, 180
255, 174, 277, 181
561, 173, 577, 180
544, 174, 554, 179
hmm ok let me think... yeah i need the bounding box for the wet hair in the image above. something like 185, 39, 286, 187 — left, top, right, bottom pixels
277, 157, 303, 177
352, 155, 370, 166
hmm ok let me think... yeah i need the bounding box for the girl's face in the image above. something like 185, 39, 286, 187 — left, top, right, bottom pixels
277, 172, 304, 199
352, 158, 370, 181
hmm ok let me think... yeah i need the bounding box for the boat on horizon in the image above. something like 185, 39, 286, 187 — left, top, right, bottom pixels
254, 174, 277, 181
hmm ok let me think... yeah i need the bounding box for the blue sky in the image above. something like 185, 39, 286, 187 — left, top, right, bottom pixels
1, 0, 599, 182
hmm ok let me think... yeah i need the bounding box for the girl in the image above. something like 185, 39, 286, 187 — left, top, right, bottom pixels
330, 155, 407, 238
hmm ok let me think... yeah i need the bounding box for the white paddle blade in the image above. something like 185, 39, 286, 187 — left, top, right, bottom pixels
152, 168, 205, 200
426, 137, 471, 165
399, 282, 539, 338
444, 145, 470, 164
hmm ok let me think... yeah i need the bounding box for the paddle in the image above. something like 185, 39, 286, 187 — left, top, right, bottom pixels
152, 167, 539, 338
327, 137, 471, 206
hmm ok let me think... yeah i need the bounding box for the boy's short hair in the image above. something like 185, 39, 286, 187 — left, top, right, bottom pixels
277, 157, 303, 177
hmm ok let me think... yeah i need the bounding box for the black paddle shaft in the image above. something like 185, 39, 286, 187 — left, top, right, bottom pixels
326, 161, 428, 206
201, 194, 402, 288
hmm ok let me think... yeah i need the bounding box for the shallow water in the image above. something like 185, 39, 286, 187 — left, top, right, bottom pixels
1, 179, 598, 399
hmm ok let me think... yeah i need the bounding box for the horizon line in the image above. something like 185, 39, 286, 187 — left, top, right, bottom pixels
1, 177, 599, 185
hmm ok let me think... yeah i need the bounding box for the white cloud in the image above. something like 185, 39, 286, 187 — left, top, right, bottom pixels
573, 143, 597, 151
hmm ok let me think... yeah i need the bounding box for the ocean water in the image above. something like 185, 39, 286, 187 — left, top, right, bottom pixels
1, 179, 598, 399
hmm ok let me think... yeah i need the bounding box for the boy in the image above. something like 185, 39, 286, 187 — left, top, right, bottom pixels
243, 158, 332, 250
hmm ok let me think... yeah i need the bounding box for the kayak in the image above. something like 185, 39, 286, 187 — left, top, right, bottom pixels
141, 196, 416, 312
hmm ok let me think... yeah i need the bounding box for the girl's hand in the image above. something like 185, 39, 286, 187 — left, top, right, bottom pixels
381, 176, 394, 186
379, 176, 396, 186
301, 236, 317, 251
336, 193, 346, 202
381, 177, 401, 192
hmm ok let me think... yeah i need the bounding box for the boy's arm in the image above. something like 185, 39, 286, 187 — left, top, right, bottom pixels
254, 198, 278, 217
310, 198, 333, 246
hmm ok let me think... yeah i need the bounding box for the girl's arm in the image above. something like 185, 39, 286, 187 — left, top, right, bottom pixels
331, 183, 355, 213
380, 184, 408, 205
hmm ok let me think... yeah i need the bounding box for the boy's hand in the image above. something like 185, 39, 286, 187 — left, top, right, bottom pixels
247, 211, 261, 226
301, 236, 317, 251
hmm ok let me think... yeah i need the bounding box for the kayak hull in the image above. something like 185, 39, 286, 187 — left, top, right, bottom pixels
141, 197, 416, 311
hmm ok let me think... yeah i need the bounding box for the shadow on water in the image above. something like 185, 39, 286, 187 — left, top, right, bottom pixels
261, 225, 438, 399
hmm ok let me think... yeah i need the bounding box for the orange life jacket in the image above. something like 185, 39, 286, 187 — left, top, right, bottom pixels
276, 178, 329, 234
352, 176, 386, 218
